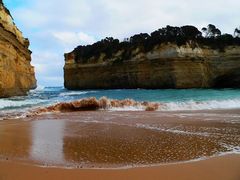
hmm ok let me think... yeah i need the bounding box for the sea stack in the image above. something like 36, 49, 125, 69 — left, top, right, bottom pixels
0, 1, 36, 97
64, 26, 240, 89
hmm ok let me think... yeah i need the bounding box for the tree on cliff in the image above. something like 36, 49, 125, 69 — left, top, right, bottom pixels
150, 26, 180, 40
180, 25, 202, 39
202, 24, 221, 38
234, 28, 240, 37
72, 25, 240, 63
217, 34, 234, 49
130, 33, 150, 44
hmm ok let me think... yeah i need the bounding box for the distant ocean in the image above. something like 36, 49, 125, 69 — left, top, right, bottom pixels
1, 87, 240, 120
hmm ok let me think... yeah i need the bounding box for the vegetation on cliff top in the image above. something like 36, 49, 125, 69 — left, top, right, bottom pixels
72, 24, 240, 64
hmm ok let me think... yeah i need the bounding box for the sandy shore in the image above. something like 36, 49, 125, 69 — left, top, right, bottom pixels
0, 154, 239, 180
0, 110, 239, 179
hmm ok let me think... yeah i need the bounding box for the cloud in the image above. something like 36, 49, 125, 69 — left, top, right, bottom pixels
5, 0, 240, 86
52, 31, 96, 47
9, 0, 240, 37
32, 51, 64, 86
13, 9, 48, 28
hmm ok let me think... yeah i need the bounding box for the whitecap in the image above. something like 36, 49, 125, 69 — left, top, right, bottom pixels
159, 99, 240, 111
59, 91, 97, 97
0, 99, 46, 110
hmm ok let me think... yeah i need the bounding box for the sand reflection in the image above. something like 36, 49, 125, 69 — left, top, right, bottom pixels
30, 120, 66, 165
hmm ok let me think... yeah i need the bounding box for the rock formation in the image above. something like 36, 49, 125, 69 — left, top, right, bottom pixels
0, 1, 36, 97
64, 26, 240, 89
64, 44, 240, 89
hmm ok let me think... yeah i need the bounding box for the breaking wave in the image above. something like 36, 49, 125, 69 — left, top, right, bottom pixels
31, 97, 240, 115
32, 97, 160, 115
161, 99, 240, 111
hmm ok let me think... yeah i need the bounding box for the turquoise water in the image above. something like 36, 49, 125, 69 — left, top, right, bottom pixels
1, 87, 240, 115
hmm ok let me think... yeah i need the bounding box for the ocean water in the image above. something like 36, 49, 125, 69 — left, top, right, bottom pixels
1, 87, 240, 119
0, 87, 240, 167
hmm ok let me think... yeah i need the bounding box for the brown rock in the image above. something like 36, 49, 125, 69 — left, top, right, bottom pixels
0, 2, 36, 98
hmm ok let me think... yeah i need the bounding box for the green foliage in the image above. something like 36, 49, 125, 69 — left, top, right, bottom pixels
234, 28, 240, 37
202, 24, 221, 37
73, 24, 240, 64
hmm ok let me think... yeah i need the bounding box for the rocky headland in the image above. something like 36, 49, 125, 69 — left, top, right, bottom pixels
64, 25, 240, 90
0, 1, 36, 97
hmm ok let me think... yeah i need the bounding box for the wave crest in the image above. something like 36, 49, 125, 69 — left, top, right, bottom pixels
31, 97, 240, 116
162, 99, 240, 111
33, 97, 160, 114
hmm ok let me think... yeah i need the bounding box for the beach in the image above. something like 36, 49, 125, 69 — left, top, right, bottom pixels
0, 110, 239, 179
1, 0, 240, 179
0, 154, 240, 180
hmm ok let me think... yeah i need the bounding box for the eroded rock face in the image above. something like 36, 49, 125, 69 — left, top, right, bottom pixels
64, 43, 240, 89
0, 2, 36, 97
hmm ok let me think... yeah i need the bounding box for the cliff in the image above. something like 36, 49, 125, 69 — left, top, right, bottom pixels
64, 44, 240, 89
64, 26, 240, 89
0, 1, 36, 97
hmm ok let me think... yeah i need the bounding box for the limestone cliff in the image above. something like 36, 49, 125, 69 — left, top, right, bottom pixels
64, 43, 240, 89
0, 1, 36, 97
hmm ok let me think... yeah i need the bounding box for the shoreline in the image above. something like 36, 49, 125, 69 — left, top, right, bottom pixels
1, 151, 239, 170
0, 154, 239, 180
2, 107, 240, 122
0, 111, 239, 168
0, 110, 239, 179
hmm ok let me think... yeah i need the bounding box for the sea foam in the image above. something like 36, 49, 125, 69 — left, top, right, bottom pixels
0, 99, 46, 110
160, 99, 240, 111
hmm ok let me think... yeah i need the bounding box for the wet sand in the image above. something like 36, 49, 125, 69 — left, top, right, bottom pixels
0, 110, 240, 179
0, 154, 240, 180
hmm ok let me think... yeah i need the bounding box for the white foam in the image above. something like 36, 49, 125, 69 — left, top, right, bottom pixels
159, 99, 240, 111
35, 85, 45, 91
109, 106, 145, 112
0, 99, 46, 110
59, 91, 97, 97
220, 143, 240, 154
29, 86, 45, 93
136, 123, 210, 136
102, 98, 240, 112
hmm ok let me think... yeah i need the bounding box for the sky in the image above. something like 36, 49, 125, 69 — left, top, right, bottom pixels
4, 0, 240, 87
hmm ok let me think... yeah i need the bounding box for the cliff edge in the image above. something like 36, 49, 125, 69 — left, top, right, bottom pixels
0, 1, 36, 97
64, 25, 240, 89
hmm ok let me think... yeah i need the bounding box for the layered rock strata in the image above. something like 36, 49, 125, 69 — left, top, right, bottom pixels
64, 43, 240, 89
0, 1, 36, 97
